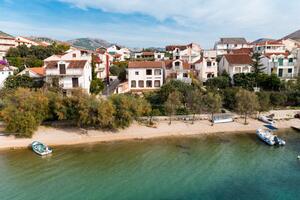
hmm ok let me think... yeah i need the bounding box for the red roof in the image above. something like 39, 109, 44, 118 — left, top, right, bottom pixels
166, 45, 187, 51
128, 61, 164, 69
142, 52, 154, 56
45, 60, 88, 69
29, 67, 45, 76
224, 54, 252, 65
264, 52, 290, 58
255, 40, 283, 46
164, 60, 191, 70
230, 48, 252, 54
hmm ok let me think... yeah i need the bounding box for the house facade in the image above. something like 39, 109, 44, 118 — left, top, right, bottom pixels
253, 40, 286, 54
260, 53, 297, 79
166, 43, 201, 64
214, 38, 252, 55
0, 32, 16, 60
15, 36, 50, 47
0, 62, 14, 88
194, 50, 218, 82
44, 50, 92, 94
107, 45, 130, 61
128, 61, 164, 92
164, 59, 192, 84
219, 54, 253, 79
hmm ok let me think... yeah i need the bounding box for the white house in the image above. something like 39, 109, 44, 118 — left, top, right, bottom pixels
0, 63, 14, 88
253, 40, 286, 54
194, 50, 218, 82
219, 54, 253, 79
18, 67, 45, 79
15, 36, 50, 47
93, 52, 111, 80
281, 38, 300, 52
44, 50, 92, 95
166, 43, 201, 64
107, 45, 130, 61
260, 52, 297, 79
0, 32, 16, 60
164, 59, 192, 84
214, 38, 252, 56
128, 61, 164, 92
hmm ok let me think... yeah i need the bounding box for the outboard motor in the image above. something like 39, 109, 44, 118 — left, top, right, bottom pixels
274, 136, 280, 145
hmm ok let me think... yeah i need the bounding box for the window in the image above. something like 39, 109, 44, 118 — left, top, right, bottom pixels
157, 55, 161, 59
131, 80, 136, 88
278, 69, 283, 77
278, 58, 283, 66
146, 69, 152, 75
138, 80, 144, 88
59, 64, 66, 74
154, 80, 161, 87
207, 61, 212, 67
175, 61, 180, 67
72, 78, 79, 88
288, 68, 293, 73
183, 73, 188, 78
175, 56, 180, 59
146, 80, 152, 88
288, 58, 293, 63
135, 71, 139, 75
154, 69, 161, 75
72, 53, 76, 58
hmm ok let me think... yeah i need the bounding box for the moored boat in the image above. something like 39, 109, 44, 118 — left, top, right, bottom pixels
31, 141, 52, 156
256, 129, 285, 146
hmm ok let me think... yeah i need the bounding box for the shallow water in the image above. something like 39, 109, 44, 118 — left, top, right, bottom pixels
0, 130, 300, 200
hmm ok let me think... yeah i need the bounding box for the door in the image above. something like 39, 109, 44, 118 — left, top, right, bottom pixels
72, 78, 79, 88
278, 69, 283, 77
59, 64, 66, 74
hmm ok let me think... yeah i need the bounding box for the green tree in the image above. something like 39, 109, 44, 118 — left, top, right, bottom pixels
0, 88, 48, 137
233, 73, 256, 90
270, 92, 287, 107
159, 80, 193, 103
206, 76, 230, 89
235, 89, 260, 125
90, 79, 104, 95
256, 92, 271, 113
251, 53, 265, 74
4, 75, 34, 89
185, 89, 203, 123
164, 91, 182, 124
204, 92, 222, 125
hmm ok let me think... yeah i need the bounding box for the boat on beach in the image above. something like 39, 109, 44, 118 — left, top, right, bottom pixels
291, 126, 300, 132
258, 115, 276, 127
31, 141, 52, 156
256, 128, 286, 146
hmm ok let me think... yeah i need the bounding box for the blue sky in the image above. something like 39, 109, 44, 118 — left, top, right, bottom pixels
0, 0, 300, 48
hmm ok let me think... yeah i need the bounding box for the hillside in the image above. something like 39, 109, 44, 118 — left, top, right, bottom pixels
282, 29, 300, 40
67, 38, 111, 50
29, 36, 69, 45
0, 30, 14, 38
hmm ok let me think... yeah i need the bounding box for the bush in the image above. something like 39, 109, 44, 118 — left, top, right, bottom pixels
4, 75, 35, 89
206, 76, 230, 89
0, 88, 48, 137
221, 87, 239, 110
90, 79, 104, 95
270, 92, 287, 107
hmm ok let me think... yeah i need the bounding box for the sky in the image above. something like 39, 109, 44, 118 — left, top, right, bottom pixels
0, 0, 300, 48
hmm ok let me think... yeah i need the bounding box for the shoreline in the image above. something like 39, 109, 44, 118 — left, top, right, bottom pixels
0, 117, 299, 151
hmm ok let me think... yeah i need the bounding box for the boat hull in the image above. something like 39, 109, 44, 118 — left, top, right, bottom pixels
31, 141, 52, 156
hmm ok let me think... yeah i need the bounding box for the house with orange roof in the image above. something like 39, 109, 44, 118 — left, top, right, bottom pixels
214, 38, 252, 56
0, 31, 16, 60
0, 61, 14, 88
253, 40, 286, 54
43, 49, 92, 95
219, 53, 253, 79
168, 43, 201, 64
194, 50, 218, 82
15, 36, 50, 47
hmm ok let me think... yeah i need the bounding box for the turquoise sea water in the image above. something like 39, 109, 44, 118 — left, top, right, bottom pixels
0, 130, 300, 200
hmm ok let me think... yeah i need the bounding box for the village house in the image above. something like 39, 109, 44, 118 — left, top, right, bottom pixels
107, 45, 130, 61
128, 61, 164, 92
0, 61, 14, 88
219, 54, 253, 79
166, 43, 201, 64
0, 32, 16, 60
282, 38, 300, 52
194, 50, 218, 82
44, 50, 92, 95
214, 38, 252, 56
260, 52, 297, 79
15, 36, 50, 47
253, 40, 286, 54
164, 59, 193, 84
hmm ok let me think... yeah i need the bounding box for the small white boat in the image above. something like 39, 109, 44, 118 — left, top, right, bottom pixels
212, 114, 234, 124
31, 141, 52, 156
256, 129, 285, 146
258, 115, 276, 126
297, 156, 300, 160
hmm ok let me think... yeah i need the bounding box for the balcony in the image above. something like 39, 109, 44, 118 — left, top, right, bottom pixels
46, 68, 83, 76
278, 73, 298, 80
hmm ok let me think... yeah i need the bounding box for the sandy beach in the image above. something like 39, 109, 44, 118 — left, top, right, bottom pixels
0, 114, 299, 150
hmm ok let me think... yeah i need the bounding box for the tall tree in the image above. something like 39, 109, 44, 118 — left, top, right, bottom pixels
204, 92, 222, 125
251, 53, 265, 74
185, 89, 203, 123
235, 89, 260, 125
164, 91, 182, 124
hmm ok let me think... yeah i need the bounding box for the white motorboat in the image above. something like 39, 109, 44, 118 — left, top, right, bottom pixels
256, 129, 285, 146
31, 141, 53, 156
258, 115, 276, 126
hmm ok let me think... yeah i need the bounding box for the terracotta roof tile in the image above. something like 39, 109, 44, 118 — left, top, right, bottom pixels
224, 54, 252, 65
28, 67, 45, 76
45, 60, 87, 69
128, 61, 164, 69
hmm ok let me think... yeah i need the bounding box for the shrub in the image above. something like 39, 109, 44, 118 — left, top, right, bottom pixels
270, 92, 287, 107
